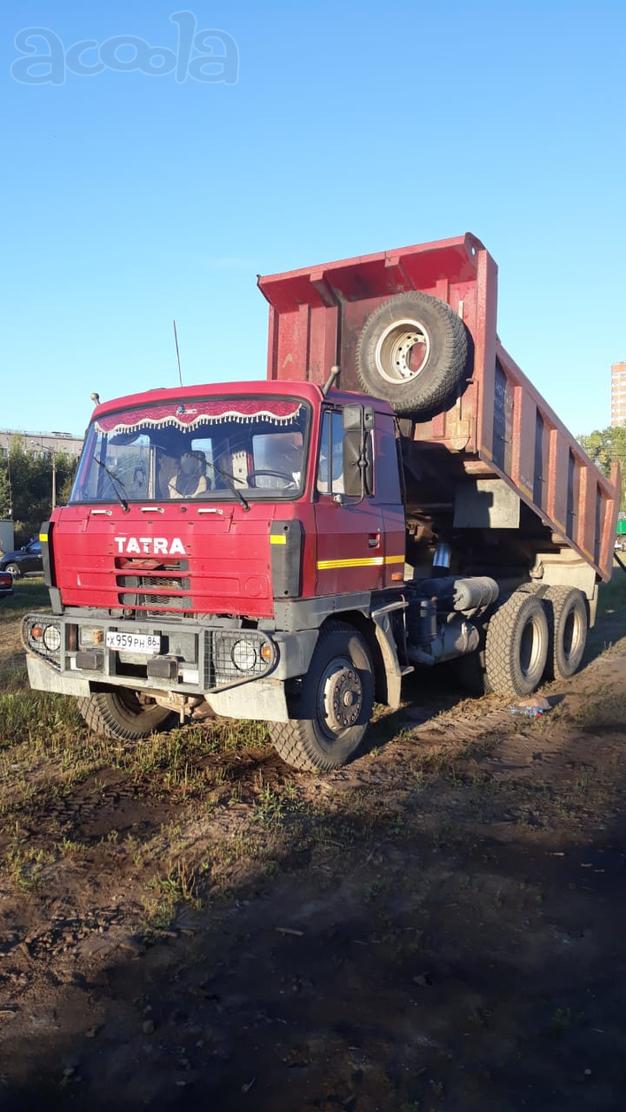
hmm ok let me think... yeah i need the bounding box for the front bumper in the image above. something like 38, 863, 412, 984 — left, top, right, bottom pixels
22, 613, 319, 721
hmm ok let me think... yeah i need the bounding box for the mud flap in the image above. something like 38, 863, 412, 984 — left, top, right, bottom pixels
371, 599, 411, 709
207, 679, 289, 722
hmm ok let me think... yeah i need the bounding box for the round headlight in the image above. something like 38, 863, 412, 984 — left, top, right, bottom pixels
42, 624, 62, 652
231, 639, 257, 672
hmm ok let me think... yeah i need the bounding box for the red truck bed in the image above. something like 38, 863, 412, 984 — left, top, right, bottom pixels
259, 234, 620, 581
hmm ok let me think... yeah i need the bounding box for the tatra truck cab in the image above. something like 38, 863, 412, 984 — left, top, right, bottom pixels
23, 235, 620, 771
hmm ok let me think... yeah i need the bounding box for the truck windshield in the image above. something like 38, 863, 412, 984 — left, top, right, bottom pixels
70, 396, 310, 505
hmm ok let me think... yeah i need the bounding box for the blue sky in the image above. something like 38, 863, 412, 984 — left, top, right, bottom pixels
1, 1, 625, 438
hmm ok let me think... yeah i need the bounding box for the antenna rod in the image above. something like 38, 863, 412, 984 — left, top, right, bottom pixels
173, 319, 183, 386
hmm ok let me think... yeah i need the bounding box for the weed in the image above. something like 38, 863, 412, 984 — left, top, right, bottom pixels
4, 843, 55, 892
145, 856, 202, 928
57, 837, 86, 856
253, 785, 286, 825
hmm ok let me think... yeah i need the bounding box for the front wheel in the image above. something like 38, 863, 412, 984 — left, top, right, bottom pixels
78, 689, 177, 741
269, 621, 374, 772
5, 563, 21, 579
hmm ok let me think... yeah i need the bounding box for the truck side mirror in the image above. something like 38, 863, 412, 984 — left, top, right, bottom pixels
342, 405, 361, 497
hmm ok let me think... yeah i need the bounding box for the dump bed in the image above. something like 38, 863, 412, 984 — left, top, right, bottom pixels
259, 234, 620, 581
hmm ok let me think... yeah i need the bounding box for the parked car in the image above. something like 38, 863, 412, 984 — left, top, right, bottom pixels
0, 539, 43, 578
0, 571, 14, 599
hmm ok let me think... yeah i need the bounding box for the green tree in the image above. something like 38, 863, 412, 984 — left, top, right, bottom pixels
3, 441, 78, 544
0, 457, 10, 519
578, 425, 626, 510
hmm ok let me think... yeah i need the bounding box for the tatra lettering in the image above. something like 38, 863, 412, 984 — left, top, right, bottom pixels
113, 536, 186, 556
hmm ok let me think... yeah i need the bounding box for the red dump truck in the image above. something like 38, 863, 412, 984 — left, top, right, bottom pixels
23, 234, 620, 770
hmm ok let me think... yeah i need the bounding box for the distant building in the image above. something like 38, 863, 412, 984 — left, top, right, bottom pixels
611, 362, 626, 427
0, 428, 83, 460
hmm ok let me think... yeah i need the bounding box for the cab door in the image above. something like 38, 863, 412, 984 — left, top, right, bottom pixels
314, 407, 385, 597
371, 413, 406, 586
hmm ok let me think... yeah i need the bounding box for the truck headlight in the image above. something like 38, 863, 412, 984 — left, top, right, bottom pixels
211, 631, 278, 684
231, 639, 257, 672
42, 624, 62, 652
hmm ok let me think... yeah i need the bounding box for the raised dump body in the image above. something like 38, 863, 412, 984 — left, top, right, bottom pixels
259, 233, 619, 583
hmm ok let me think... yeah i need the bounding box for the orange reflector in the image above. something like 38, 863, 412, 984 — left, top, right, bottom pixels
259, 641, 273, 663
31, 624, 44, 640
391, 572, 404, 582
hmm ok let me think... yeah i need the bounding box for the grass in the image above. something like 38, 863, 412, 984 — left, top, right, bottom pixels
4, 834, 56, 892
598, 563, 626, 615
568, 691, 625, 729
0, 577, 49, 621
0, 690, 82, 749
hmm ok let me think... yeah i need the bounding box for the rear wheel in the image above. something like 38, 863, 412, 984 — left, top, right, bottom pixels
269, 621, 374, 772
543, 586, 588, 680
78, 690, 177, 741
485, 592, 549, 697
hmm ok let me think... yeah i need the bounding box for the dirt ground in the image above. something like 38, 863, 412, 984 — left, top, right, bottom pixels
0, 579, 625, 1111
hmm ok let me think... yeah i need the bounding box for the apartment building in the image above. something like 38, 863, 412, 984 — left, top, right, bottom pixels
611, 362, 626, 427
0, 428, 83, 460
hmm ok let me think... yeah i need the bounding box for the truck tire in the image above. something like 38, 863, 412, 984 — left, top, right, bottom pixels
485, 592, 549, 697
78, 690, 176, 742
355, 291, 471, 417
269, 621, 374, 772
543, 586, 588, 680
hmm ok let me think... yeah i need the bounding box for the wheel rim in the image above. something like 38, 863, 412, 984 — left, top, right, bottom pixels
519, 616, 543, 681
562, 605, 584, 666
6, 565, 19, 578
118, 689, 160, 718
374, 318, 430, 383
317, 656, 364, 739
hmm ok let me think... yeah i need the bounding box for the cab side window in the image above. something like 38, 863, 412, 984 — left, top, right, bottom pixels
316, 411, 345, 495
372, 414, 402, 504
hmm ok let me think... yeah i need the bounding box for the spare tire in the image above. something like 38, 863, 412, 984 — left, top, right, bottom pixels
355, 291, 472, 417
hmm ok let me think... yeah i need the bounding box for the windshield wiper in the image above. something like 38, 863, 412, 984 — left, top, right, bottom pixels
207, 461, 250, 511
93, 455, 129, 512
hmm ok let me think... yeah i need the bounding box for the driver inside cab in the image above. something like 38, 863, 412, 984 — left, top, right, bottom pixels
168, 450, 209, 499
